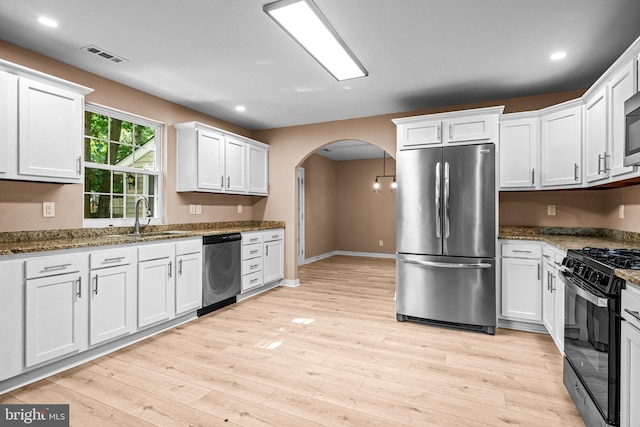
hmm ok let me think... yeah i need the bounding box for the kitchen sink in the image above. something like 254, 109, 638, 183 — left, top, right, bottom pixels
103, 230, 190, 239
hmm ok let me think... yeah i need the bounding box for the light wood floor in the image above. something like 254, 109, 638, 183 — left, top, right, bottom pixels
1, 255, 584, 426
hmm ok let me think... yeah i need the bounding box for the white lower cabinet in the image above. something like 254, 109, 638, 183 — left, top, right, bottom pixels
89, 248, 135, 346
501, 242, 542, 323
621, 288, 640, 427
175, 239, 202, 315
138, 243, 175, 329
0, 259, 25, 381
25, 254, 88, 367
542, 246, 566, 353
241, 231, 264, 292
263, 229, 284, 284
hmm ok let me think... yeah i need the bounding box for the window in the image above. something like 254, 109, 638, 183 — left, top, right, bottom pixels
83, 104, 162, 226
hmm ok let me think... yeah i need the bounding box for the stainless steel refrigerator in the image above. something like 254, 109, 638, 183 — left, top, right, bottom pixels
396, 143, 496, 334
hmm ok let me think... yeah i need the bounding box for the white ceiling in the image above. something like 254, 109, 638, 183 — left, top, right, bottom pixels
315, 140, 386, 161
1, 0, 640, 136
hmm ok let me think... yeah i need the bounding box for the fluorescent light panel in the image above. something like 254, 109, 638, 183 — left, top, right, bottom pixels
264, 0, 367, 81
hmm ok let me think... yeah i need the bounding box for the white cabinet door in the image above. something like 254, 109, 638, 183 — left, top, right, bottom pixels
542, 259, 555, 335
0, 259, 24, 381
499, 117, 538, 188
197, 130, 225, 191
225, 137, 246, 193
247, 143, 268, 195
584, 88, 609, 183
263, 239, 284, 284
620, 320, 640, 427
501, 257, 542, 322
552, 270, 564, 353
445, 115, 493, 143
541, 105, 583, 187
138, 257, 173, 328
89, 263, 135, 346
398, 120, 443, 148
609, 61, 636, 178
175, 251, 202, 315
18, 77, 83, 182
25, 271, 85, 367
0, 71, 17, 177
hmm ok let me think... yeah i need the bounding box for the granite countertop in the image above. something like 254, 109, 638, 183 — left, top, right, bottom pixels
499, 226, 640, 287
0, 221, 285, 256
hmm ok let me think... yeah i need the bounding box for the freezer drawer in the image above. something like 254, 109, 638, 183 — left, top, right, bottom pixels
396, 254, 496, 333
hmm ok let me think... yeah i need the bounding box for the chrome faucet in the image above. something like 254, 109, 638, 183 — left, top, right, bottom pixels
133, 196, 151, 236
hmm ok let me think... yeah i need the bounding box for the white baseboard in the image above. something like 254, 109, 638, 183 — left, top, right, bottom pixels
279, 279, 300, 287
305, 251, 396, 264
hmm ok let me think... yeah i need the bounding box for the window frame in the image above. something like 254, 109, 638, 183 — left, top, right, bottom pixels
82, 103, 164, 228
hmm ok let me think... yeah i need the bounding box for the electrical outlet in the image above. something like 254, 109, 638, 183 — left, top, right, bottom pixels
379, 240, 384, 247
195, 205, 202, 215
547, 205, 556, 216
237, 204, 243, 214
189, 204, 196, 214
42, 202, 55, 218
619, 204, 625, 219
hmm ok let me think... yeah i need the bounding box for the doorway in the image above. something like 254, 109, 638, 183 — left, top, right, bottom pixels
297, 167, 305, 266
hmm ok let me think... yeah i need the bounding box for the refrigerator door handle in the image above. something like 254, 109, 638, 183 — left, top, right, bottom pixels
444, 161, 450, 238
401, 259, 492, 269
435, 162, 441, 239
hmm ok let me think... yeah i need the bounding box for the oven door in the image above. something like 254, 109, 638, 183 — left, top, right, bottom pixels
561, 270, 616, 424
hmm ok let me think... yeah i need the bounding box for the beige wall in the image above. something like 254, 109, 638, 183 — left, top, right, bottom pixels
0, 41, 256, 231
300, 154, 337, 259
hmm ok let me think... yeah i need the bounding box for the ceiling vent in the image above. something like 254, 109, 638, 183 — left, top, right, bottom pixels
82, 45, 128, 63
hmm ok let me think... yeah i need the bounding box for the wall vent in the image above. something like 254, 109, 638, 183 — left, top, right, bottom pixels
82, 45, 128, 63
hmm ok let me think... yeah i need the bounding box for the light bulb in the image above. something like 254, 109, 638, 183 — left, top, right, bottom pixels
390, 179, 397, 192
373, 179, 381, 192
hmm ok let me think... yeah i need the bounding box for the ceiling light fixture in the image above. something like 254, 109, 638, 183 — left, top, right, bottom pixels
550, 51, 567, 61
263, 0, 367, 81
235, 105, 246, 112
38, 16, 58, 28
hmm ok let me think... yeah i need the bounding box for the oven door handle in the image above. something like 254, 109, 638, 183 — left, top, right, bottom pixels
560, 272, 608, 307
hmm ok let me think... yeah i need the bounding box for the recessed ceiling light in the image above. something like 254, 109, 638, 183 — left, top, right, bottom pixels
550, 51, 567, 61
38, 16, 58, 28
235, 105, 246, 112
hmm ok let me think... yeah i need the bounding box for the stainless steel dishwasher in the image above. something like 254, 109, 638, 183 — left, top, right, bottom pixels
197, 233, 242, 316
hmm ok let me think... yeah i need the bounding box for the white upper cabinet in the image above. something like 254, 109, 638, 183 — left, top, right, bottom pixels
175, 121, 269, 196
394, 106, 503, 150
584, 88, 609, 183
225, 136, 247, 193
608, 61, 636, 178
499, 114, 539, 189
540, 103, 583, 188
0, 60, 92, 184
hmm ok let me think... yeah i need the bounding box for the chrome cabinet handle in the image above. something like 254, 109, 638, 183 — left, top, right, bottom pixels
513, 250, 532, 254
444, 161, 450, 239
43, 263, 71, 271
437, 124, 441, 142
103, 257, 125, 263
168, 261, 172, 279
77, 276, 82, 298
250, 278, 259, 284
543, 254, 551, 259
227, 176, 231, 187
250, 264, 259, 270
603, 152, 610, 173
574, 163, 579, 181
94, 275, 99, 295
449, 123, 453, 140
531, 168, 535, 185
77, 156, 82, 175
537, 263, 541, 280
435, 162, 441, 239
624, 308, 640, 322
178, 259, 183, 276
402, 259, 491, 269
547, 271, 551, 290
266, 244, 269, 256
551, 274, 555, 292
220, 175, 224, 187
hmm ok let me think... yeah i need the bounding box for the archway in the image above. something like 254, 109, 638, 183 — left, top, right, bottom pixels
253, 119, 397, 284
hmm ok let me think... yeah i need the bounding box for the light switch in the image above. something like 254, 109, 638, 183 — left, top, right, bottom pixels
619, 204, 625, 219
547, 205, 556, 216
43, 202, 55, 218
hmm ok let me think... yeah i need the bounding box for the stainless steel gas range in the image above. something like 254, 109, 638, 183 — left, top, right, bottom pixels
559, 247, 637, 426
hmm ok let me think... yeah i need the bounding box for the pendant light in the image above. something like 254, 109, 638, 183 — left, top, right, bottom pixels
372, 151, 397, 193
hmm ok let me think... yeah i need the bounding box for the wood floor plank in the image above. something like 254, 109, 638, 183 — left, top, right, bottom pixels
1, 255, 583, 426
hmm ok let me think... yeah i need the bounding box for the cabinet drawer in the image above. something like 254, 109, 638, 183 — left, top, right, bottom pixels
622, 288, 640, 330
242, 271, 263, 292
90, 247, 134, 269
138, 243, 172, 262
176, 238, 201, 256
263, 229, 284, 242
242, 232, 263, 246
501, 243, 541, 259
26, 254, 83, 279
242, 258, 263, 276
242, 243, 263, 260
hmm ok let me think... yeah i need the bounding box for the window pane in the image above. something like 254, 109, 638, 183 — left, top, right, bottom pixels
113, 172, 125, 194
147, 196, 155, 216
112, 196, 124, 218
88, 113, 109, 139
109, 142, 134, 166
84, 194, 111, 218
85, 138, 108, 164
110, 119, 133, 144
134, 147, 155, 170
85, 168, 111, 193
147, 175, 156, 196
134, 124, 155, 146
